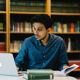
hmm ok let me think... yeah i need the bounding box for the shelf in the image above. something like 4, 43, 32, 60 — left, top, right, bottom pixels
51, 32, 80, 34
10, 32, 33, 34
67, 51, 80, 53
10, 31, 80, 35
0, 51, 7, 53
10, 11, 48, 15
0, 11, 6, 14
0, 31, 7, 34
73, 69, 80, 71
9, 51, 18, 54
51, 13, 80, 16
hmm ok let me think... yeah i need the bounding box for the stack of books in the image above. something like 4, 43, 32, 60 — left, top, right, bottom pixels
53, 21, 80, 33
10, 40, 23, 52
0, 42, 5, 51
11, 22, 32, 32
0, 0, 5, 11
0, 22, 4, 31
51, 2, 80, 13
10, 1, 45, 12
23, 69, 54, 80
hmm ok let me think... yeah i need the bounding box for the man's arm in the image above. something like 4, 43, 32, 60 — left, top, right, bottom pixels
15, 40, 28, 71
59, 38, 69, 70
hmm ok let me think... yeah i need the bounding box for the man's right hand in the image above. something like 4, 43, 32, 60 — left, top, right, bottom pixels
16, 67, 19, 72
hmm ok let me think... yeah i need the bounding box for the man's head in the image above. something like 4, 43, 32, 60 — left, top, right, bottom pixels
31, 14, 52, 29
31, 14, 53, 40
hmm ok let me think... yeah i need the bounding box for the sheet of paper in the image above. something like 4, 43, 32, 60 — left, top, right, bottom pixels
54, 64, 79, 77
61, 64, 79, 75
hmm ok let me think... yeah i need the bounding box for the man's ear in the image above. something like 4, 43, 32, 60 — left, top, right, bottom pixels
47, 28, 51, 33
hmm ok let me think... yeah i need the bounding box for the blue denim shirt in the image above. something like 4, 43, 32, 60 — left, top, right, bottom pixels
15, 34, 68, 71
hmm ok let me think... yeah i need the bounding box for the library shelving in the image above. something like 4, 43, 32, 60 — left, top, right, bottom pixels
0, 0, 80, 75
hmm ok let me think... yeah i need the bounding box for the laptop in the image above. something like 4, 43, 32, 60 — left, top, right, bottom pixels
0, 53, 18, 76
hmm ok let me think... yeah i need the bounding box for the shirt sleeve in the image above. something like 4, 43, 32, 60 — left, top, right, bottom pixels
15, 39, 28, 71
58, 38, 69, 71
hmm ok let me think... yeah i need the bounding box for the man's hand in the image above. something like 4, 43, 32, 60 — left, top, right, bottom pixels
63, 65, 69, 70
16, 67, 19, 72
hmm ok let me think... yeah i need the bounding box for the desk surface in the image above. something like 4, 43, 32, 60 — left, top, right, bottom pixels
0, 76, 77, 80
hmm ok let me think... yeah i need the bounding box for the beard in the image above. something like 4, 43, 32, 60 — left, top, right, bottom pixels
35, 34, 40, 40
35, 33, 48, 41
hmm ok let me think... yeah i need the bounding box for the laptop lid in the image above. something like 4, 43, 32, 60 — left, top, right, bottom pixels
0, 53, 18, 76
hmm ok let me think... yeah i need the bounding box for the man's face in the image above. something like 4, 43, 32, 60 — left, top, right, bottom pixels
32, 23, 49, 40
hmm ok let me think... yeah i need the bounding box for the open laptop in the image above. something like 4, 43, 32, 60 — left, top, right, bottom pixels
0, 53, 18, 76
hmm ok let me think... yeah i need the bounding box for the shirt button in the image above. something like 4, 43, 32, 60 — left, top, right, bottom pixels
43, 56, 45, 58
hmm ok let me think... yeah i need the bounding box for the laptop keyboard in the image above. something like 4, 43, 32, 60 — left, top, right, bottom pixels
18, 71, 27, 76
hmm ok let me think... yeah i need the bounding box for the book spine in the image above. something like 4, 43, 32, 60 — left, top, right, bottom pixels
0, 42, 5, 51
28, 73, 53, 79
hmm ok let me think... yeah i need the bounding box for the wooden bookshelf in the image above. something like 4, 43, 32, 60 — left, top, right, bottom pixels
0, 32, 7, 33
0, 0, 80, 72
10, 32, 33, 34
74, 69, 80, 71
51, 32, 80, 34
67, 51, 80, 53
10, 11, 46, 14
51, 13, 80, 16
0, 11, 6, 14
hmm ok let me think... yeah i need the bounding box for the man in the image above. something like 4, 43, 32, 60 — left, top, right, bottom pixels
15, 14, 69, 71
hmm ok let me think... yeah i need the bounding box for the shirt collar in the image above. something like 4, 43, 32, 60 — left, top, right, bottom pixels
34, 34, 54, 47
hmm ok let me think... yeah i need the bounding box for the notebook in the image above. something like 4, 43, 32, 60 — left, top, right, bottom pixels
0, 53, 18, 76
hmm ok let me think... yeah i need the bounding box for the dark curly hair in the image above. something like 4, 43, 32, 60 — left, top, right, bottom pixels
31, 14, 53, 29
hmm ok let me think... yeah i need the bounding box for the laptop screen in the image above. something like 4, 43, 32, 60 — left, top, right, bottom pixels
0, 53, 18, 76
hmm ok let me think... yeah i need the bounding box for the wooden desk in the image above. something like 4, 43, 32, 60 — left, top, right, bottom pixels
0, 76, 77, 80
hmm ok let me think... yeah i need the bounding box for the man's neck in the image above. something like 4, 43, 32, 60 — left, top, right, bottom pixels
41, 34, 49, 46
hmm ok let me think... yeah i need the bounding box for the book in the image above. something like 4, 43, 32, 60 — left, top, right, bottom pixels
76, 21, 80, 32
24, 22, 32, 32
67, 37, 71, 51
0, 22, 4, 31
53, 22, 57, 32
27, 69, 54, 74
61, 64, 79, 75
23, 69, 54, 80
0, 42, 5, 51
57, 22, 62, 32
10, 40, 23, 52
27, 73, 53, 80
10, 1, 45, 7
63, 24, 67, 33
54, 64, 79, 77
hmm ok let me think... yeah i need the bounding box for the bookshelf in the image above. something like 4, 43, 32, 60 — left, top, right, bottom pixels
0, 0, 80, 73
